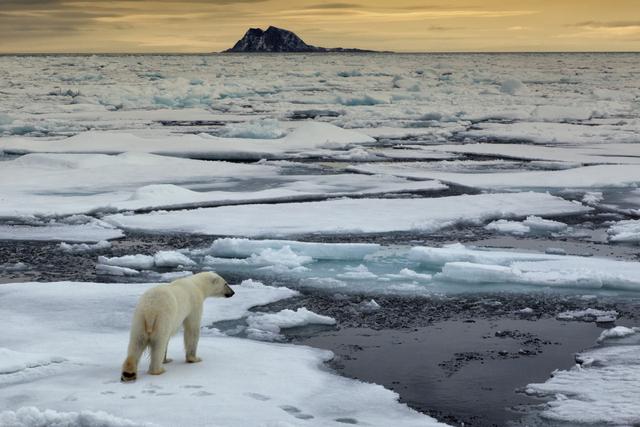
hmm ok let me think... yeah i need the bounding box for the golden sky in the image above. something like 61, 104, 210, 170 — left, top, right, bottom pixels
0, 0, 639, 53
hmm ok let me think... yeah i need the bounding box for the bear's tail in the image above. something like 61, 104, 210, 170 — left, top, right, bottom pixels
143, 312, 158, 335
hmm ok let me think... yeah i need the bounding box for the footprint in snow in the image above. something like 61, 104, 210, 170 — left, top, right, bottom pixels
192, 390, 214, 397
279, 405, 314, 420
245, 392, 271, 401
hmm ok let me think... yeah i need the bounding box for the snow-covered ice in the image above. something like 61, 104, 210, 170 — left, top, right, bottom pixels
411, 244, 640, 291
0, 280, 443, 427
104, 192, 589, 237
526, 332, 640, 426
245, 308, 336, 341
608, 219, 640, 244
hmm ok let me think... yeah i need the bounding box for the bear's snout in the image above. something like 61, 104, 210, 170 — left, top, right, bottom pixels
224, 287, 235, 298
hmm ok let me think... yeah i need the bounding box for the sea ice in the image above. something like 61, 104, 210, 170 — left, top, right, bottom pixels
59, 240, 112, 253
526, 334, 640, 425
104, 192, 590, 237
0, 280, 443, 426
245, 308, 336, 341
198, 238, 380, 260
412, 244, 640, 291
597, 326, 638, 342
607, 219, 640, 244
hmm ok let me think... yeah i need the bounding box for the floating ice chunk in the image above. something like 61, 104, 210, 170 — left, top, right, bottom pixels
0, 407, 150, 427
59, 240, 111, 253
582, 191, 603, 205
608, 219, 640, 244
545, 247, 566, 255
95, 264, 140, 277
359, 299, 381, 313
485, 219, 530, 235
220, 119, 286, 139
98, 254, 154, 270
387, 268, 433, 282
248, 246, 313, 268
597, 326, 638, 342
410, 243, 552, 266
1, 262, 28, 272
200, 238, 380, 260
153, 251, 196, 268
203, 279, 300, 324
500, 78, 528, 95
414, 244, 640, 291
337, 265, 378, 280
146, 270, 194, 282
518, 307, 534, 315
245, 308, 336, 341
522, 216, 567, 233
526, 341, 640, 425
556, 308, 618, 322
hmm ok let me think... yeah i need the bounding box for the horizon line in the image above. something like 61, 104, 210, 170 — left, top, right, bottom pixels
1, 50, 639, 56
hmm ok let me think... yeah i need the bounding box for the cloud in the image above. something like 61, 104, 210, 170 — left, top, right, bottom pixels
574, 21, 640, 28
304, 2, 360, 9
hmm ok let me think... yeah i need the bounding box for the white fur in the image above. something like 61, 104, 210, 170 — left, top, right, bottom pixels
121, 272, 234, 381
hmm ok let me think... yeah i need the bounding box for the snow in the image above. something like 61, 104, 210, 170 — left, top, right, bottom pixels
0, 348, 65, 376
526, 333, 640, 426
0, 280, 443, 427
104, 192, 590, 237
245, 308, 336, 341
0, 407, 151, 427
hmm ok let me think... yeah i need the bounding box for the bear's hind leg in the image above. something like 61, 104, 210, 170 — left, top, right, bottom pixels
148, 335, 169, 375
184, 312, 202, 363
121, 335, 147, 382
163, 344, 172, 364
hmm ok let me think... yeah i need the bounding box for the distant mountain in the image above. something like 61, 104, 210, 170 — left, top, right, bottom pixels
224, 26, 378, 53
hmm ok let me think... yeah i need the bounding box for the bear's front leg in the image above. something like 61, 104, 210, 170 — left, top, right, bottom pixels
184, 311, 202, 363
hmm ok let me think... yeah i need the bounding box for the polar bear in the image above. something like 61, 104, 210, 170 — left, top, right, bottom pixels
121, 272, 234, 382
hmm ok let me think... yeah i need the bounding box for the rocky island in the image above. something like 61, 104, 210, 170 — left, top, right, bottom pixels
224, 26, 377, 53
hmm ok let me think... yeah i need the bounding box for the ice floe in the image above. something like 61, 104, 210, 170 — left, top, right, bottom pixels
245, 308, 336, 341
607, 219, 640, 244
104, 192, 589, 237
411, 244, 640, 291
526, 332, 640, 426
0, 280, 442, 427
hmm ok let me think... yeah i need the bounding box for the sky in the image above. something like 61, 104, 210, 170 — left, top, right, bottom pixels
0, 0, 639, 53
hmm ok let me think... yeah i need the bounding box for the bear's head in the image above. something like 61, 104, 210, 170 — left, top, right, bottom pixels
194, 271, 235, 298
